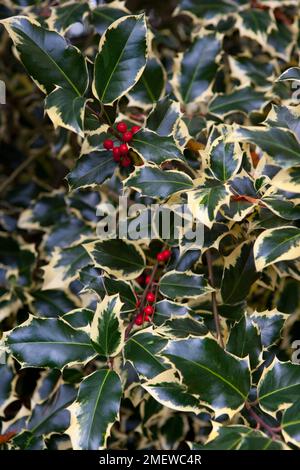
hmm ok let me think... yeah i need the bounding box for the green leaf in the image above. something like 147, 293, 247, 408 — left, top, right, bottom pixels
251, 310, 287, 348
130, 129, 183, 165
147, 97, 181, 136
172, 33, 221, 104
27, 384, 76, 435
153, 300, 193, 326
84, 239, 145, 281
209, 87, 266, 117
254, 226, 300, 271
262, 196, 300, 220
45, 87, 88, 137
226, 314, 262, 370
63, 308, 94, 329
90, 5, 128, 35
163, 336, 251, 416
157, 316, 207, 339
282, 401, 300, 447
221, 241, 260, 305
129, 56, 166, 105
188, 180, 231, 228
258, 359, 300, 415
142, 370, 203, 413
239, 8, 273, 45
124, 330, 168, 379
5, 316, 95, 369
159, 271, 214, 300
264, 105, 300, 141
194, 424, 286, 450
90, 294, 124, 358
1, 16, 88, 95
124, 166, 193, 199
181, 0, 237, 19
0, 364, 14, 413
230, 126, 300, 168
47, 2, 89, 34
93, 15, 148, 105
271, 167, 300, 194
206, 135, 242, 182
278, 67, 300, 82
68, 369, 122, 449
30, 289, 77, 318
66, 151, 117, 190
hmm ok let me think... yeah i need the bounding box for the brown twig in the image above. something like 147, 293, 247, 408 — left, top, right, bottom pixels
205, 250, 224, 348
245, 402, 282, 438
0, 151, 41, 195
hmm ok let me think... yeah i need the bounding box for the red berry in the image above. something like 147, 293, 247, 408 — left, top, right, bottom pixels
103, 139, 114, 150
113, 146, 121, 161
116, 122, 127, 133
162, 249, 171, 261
146, 292, 155, 303
145, 275, 152, 285
136, 275, 145, 285
120, 143, 128, 155
136, 298, 141, 307
121, 155, 131, 167
144, 305, 154, 316
122, 131, 133, 142
157, 252, 165, 263
134, 314, 143, 326
131, 125, 141, 134
145, 315, 152, 322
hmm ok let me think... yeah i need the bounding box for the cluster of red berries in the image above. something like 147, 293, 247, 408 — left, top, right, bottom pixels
134, 248, 172, 326
103, 121, 141, 168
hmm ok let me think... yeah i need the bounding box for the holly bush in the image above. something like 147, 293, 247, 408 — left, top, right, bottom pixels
1, 0, 300, 451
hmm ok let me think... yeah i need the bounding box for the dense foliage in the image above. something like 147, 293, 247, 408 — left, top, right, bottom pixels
0, 0, 300, 451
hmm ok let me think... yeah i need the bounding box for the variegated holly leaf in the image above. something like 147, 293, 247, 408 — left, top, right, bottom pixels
47, 2, 89, 34
1, 16, 88, 95
63, 308, 94, 329
90, 294, 125, 358
68, 369, 122, 449
262, 195, 300, 220
5, 316, 95, 369
129, 56, 166, 105
229, 126, 300, 168
27, 384, 77, 436
282, 401, 300, 448
153, 300, 193, 326
67, 151, 117, 190
206, 136, 242, 182
124, 330, 168, 379
229, 55, 275, 89
271, 167, 300, 193
93, 15, 148, 105
180, 0, 237, 21
147, 97, 181, 136
159, 271, 214, 300
30, 289, 77, 318
209, 87, 266, 117
258, 358, 300, 415
157, 316, 207, 339
251, 310, 287, 348
264, 105, 300, 141
163, 336, 251, 417
238, 8, 273, 45
124, 166, 193, 199
188, 180, 231, 228
277, 67, 300, 82
192, 424, 287, 450
0, 364, 14, 415
45, 87, 88, 137
226, 314, 262, 370
142, 370, 203, 414
172, 33, 221, 104
89, 4, 129, 35
254, 226, 300, 271
130, 129, 183, 164
84, 239, 145, 280
221, 241, 260, 305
